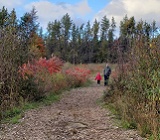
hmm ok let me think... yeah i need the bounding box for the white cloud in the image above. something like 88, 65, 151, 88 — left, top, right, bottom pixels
94, 0, 160, 34
73, 0, 91, 16
24, 0, 91, 30
0, 0, 24, 10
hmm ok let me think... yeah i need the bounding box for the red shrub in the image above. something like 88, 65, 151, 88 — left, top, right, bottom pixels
35, 57, 63, 74
19, 57, 63, 79
65, 67, 91, 84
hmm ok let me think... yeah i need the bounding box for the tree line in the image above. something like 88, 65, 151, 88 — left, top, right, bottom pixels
46, 13, 116, 63
45, 13, 159, 64
1, 6, 159, 64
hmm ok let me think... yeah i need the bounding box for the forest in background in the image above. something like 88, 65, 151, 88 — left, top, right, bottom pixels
0, 6, 160, 139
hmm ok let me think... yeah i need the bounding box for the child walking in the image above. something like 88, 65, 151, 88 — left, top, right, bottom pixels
95, 72, 102, 84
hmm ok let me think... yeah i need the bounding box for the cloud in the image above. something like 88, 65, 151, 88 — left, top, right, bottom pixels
94, 0, 160, 32
24, 0, 91, 30
0, 0, 24, 10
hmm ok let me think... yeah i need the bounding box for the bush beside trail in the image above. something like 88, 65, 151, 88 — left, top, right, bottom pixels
106, 37, 160, 139
0, 57, 91, 121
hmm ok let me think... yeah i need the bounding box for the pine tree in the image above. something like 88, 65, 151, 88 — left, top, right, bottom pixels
100, 16, 110, 41
61, 13, 72, 61
46, 20, 61, 57
92, 19, 100, 62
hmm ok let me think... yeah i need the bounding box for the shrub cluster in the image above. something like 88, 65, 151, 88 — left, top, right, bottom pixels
1, 55, 91, 121
18, 56, 63, 100
65, 67, 91, 87
19, 57, 91, 100
108, 37, 160, 139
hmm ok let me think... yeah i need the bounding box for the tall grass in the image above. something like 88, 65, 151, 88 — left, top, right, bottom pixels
0, 27, 28, 120
107, 36, 160, 139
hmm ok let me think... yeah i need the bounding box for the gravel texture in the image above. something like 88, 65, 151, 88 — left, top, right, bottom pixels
0, 79, 145, 140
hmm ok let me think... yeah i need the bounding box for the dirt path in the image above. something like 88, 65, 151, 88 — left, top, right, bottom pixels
0, 80, 145, 140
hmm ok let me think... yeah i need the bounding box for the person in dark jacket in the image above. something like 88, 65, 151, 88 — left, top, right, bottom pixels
104, 63, 111, 86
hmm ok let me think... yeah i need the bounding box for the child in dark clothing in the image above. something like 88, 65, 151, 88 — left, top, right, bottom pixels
95, 72, 102, 84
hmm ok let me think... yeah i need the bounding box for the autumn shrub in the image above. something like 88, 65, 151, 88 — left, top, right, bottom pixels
2, 55, 91, 122
19, 58, 91, 101
50, 72, 69, 93
19, 56, 63, 100
65, 67, 91, 87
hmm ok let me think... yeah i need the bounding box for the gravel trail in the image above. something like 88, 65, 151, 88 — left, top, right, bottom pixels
0, 80, 145, 140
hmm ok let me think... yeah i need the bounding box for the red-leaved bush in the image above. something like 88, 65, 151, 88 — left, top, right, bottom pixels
18, 57, 63, 100
19, 59, 91, 101
65, 67, 91, 86
19, 57, 63, 79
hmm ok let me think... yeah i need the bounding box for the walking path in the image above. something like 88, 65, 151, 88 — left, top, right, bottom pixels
0, 80, 145, 140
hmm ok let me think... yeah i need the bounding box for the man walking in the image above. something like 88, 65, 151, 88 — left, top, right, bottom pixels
104, 63, 111, 86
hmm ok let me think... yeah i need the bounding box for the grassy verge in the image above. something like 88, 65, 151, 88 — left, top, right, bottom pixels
1, 92, 61, 124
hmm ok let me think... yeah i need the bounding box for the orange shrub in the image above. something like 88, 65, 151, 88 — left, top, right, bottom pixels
19, 56, 63, 79
18, 57, 63, 100
65, 67, 91, 86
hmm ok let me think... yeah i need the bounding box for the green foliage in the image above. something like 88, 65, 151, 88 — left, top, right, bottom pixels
45, 14, 117, 63
41, 93, 60, 106
2, 107, 22, 124
19, 77, 39, 101
121, 121, 137, 129
0, 7, 30, 120
50, 72, 69, 92
10, 114, 22, 124
108, 23, 160, 139
0, 6, 41, 120
4, 108, 21, 118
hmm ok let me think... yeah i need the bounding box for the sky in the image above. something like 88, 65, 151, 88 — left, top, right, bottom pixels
0, 0, 160, 35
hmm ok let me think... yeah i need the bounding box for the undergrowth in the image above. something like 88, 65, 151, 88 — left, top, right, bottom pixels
1, 62, 92, 124
1, 92, 61, 124
105, 37, 160, 139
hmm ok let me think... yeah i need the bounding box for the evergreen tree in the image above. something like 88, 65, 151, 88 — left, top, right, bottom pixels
108, 17, 117, 62
61, 13, 72, 61
77, 24, 85, 63
69, 23, 79, 64
84, 21, 92, 63
98, 16, 110, 62
19, 7, 39, 60
119, 15, 136, 58
92, 19, 100, 62
20, 7, 39, 39
100, 16, 110, 41
108, 17, 116, 44
0, 6, 8, 27
46, 20, 61, 57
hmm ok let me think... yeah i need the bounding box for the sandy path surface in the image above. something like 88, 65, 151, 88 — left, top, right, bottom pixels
0, 80, 145, 140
